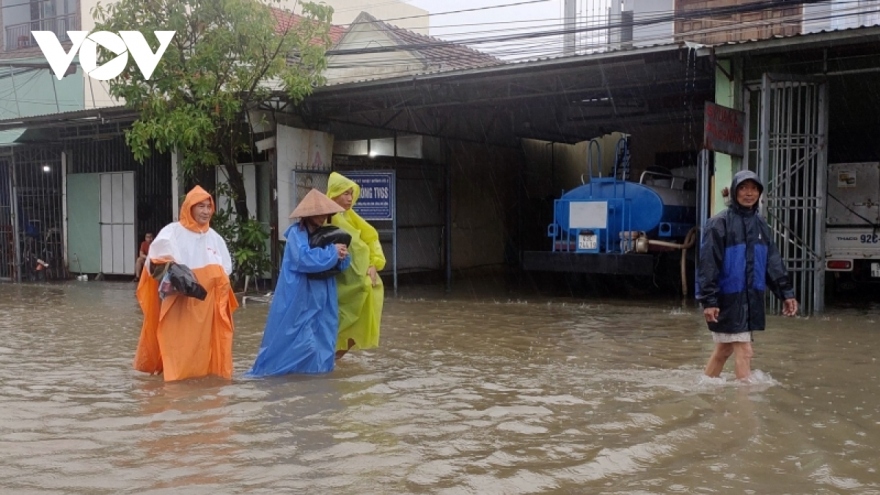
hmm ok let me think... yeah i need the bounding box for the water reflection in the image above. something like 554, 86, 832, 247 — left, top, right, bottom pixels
0, 281, 878, 494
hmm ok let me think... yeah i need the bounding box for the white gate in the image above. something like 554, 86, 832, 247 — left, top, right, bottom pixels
751, 74, 828, 314
100, 172, 136, 275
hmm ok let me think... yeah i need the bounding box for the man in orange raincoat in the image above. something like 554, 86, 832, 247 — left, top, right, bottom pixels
133, 186, 238, 381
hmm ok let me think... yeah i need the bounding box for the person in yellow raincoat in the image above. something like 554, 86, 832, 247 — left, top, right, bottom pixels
133, 186, 238, 381
326, 172, 386, 359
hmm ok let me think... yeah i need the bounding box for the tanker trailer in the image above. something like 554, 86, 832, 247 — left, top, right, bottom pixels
522, 140, 698, 288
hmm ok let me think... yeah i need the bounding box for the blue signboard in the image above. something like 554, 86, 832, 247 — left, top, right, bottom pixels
345, 171, 395, 221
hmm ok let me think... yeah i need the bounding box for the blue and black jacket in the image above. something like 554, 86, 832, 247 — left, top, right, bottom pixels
697, 170, 795, 333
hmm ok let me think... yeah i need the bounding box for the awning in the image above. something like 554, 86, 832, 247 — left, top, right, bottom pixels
0, 128, 26, 148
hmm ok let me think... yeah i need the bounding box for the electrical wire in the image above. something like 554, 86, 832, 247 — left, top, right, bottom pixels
321, 3, 878, 74
325, 0, 879, 63
3, 0, 878, 91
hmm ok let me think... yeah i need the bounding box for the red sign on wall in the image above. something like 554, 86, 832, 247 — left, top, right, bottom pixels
703, 101, 745, 157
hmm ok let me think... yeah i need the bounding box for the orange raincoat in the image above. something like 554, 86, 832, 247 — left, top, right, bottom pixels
133, 186, 238, 381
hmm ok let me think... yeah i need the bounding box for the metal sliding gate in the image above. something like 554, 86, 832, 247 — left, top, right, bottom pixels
751, 74, 828, 314
0, 147, 65, 282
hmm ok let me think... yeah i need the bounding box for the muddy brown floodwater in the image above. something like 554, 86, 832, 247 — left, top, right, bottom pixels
0, 281, 878, 494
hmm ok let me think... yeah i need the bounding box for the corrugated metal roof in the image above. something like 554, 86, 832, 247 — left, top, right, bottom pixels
320, 41, 682, 88
0, 105, 134, 132
320, 21, 880, 88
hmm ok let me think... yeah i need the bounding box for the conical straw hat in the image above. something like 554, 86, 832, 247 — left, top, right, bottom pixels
290, 188, 344, 219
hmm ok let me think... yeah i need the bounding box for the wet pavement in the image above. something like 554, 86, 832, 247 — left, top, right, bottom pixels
0, 280, 879, 494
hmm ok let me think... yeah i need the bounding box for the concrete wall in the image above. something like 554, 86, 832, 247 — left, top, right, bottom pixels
79, 0, 116, 108
0, 54, 84, 119
0, 0, 86, 116
426, 140, 521, 270
804, 1, 880, 33
275, 124, 334, 240
324, 19, 426, 84
674, 0, 801, 44
520, 130, 692, 198
519, 125, 700, 249
630, 0, 675, 47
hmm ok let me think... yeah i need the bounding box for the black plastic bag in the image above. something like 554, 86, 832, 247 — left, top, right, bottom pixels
306, 226, 351, 280
168, 263, 208, 300
154, 261, 208, 300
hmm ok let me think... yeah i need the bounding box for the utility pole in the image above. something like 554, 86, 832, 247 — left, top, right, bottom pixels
563, 0, 576, 55
608, 0, 622, 48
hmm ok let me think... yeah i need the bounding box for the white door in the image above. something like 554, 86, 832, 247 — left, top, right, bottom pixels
100, 172, 136, 275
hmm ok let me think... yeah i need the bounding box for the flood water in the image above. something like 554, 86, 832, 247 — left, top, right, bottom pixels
1, 280, 879, 494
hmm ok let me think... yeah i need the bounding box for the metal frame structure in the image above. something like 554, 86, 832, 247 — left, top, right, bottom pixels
0, 122, 170, 283
753, 73, 828, 315
0, 145, 65, 282
0, 154, 14, 281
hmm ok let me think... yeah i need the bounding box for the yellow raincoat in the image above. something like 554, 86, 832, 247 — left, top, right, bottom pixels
133, 186, 238, 381
326, 172, 386, 351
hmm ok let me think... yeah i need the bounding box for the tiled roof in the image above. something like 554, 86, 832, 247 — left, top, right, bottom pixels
352, 11, 502, 70
0, 46, 48, 61
271, 8, 347, 46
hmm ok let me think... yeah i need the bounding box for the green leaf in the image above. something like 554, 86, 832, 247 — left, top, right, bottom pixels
93, 0, 333, 276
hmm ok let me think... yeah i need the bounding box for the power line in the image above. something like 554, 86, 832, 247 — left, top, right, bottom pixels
326, 0, 875, 58
371, 0, 552, 22
4, 0, 877, 88
322, 2, 878, 71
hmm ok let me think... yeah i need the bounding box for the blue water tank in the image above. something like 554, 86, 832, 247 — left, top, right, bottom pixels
550, 177, 696, 253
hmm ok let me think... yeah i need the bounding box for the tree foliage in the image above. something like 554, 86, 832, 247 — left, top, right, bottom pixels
92, 0, 334, 220
211, 182, 272, 289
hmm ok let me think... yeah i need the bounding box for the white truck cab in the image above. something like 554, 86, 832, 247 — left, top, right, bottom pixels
825, 162, 880, 291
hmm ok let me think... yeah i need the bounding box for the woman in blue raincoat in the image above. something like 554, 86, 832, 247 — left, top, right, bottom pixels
247, 189, 351, 376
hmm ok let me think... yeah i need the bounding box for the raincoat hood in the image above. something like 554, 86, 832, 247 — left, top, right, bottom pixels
327, 172, 360, 207
180, 186, 215, 233
730, 170, 763, 212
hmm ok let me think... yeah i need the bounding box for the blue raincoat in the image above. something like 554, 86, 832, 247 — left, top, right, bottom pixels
247, 222, 351, 376
697, 170, 794, 333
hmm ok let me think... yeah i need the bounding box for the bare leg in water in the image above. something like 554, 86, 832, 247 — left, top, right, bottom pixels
704, 343, 733, 377
335, 338, 356, 360
704, 341, 753, 380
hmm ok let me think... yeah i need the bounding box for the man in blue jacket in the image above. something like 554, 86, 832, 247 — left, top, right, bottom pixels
697, 170, 798, 381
